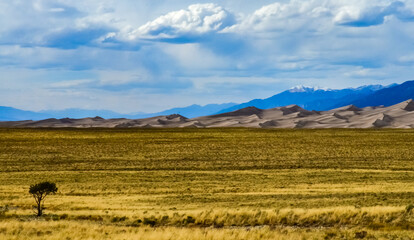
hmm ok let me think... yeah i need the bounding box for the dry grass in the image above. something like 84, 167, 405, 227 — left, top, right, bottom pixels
1, 220, 414, 240
2, 128, 414, 172
1, 128, 414, 239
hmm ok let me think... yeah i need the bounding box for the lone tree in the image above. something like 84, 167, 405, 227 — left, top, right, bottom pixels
29, 182, 58, 217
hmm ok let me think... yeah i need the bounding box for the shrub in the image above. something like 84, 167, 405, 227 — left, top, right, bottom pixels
354, 230, 367, 239
183, 216, 196, 225
323, 231, 337, 240
130, 219, 142, 227
143, 217, 157, 227
111, 216, 128, 222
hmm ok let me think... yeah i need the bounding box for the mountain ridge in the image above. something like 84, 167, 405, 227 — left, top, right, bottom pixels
2, 80, 414, 122
217, 84, 387, 114
2, 99, 414, 129
0, 103, 237, 121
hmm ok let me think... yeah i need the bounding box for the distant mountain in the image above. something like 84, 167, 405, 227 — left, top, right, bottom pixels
39, 109, 126, 119
217, 85, 385, 113
3, 80, 414, 122
4, 100, 414, 129
0, 103, 237, 121
39, 103, 237, 119
0, 106, 51, 121
131, 103, 237, 119
346, 80, 414, 108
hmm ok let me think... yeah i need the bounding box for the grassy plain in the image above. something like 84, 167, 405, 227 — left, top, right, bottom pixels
1, 128, 414, 239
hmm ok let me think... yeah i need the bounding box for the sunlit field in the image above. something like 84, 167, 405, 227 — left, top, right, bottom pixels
1, 128, 414, 239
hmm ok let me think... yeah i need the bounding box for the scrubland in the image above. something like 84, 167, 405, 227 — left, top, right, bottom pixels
1, 128, 414, 239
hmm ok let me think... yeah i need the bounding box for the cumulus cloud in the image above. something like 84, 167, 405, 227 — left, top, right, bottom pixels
225, 0, 333, 33
334, 1, 414, 27
221, 0, 414, 34
126, 3, 236, 42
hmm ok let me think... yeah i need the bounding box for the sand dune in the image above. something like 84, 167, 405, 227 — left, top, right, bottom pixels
2, 100, 414, 128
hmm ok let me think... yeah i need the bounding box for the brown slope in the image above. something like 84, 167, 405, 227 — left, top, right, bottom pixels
211, 106, 263, 118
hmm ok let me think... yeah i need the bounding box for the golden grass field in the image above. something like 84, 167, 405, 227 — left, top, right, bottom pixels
1, 128, 414, 239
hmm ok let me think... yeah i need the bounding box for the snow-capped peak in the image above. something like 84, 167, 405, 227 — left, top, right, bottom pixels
352, 84, 384, 91
288, 85, 329, 93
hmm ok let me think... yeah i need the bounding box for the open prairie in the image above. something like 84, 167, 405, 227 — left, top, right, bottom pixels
1, 128, 414, 239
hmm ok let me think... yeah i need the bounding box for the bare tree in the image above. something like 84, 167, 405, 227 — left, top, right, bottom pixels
29, 182, 58, 217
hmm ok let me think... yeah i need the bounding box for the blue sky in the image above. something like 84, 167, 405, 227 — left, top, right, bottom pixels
1, 0, 414, 113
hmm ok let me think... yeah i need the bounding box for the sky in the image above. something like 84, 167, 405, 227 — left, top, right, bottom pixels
1, 0, 414, 113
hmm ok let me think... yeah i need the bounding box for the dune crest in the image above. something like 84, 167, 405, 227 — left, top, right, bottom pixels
2, 100, 414, 129
403, 99, 414, 111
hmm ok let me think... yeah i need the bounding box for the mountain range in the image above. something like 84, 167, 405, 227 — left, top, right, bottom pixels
2, 100, 414, 128
1, 80, 414, 121
217, 84, 387, 113
0, 103, 236, 121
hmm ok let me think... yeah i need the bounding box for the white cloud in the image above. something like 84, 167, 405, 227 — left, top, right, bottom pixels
225, 0, 333, 33
333, 1, 414, 27
222, 0, 414, 35
126, 3, 235, 41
